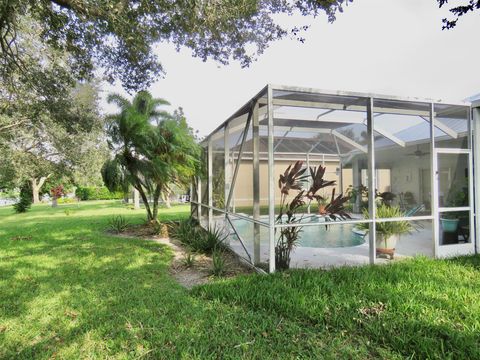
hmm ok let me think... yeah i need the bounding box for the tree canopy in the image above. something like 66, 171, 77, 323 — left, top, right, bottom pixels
1, 0, 351, 92
103, 90, 200, 221
0, 81, 107, 202
439, 0, 480, 29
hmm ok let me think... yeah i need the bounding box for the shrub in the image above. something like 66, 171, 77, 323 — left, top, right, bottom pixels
13, 184, 32, 213
57, 197, 76, 204
182, 251, 196, 268
194, 227, 227, 254
211, 249, 226, 276
170, 218, 198, 244
75, 186, 125, 201
108, 215, 129, 233
170, 219, 226, 254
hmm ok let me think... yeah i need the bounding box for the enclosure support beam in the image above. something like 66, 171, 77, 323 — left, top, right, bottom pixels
473, 106, 480, 254
306, 152, 311, 214
367, 97, 376, 265
197, 177, 201, 222
421, 116, 459, 139
430, 103, 439, 257
226, 214, 253, 263
267, 85, 276, 273
332, 130, 368, 153
225, 105, 254, 211
253, 101, 261, 265
467, 107, 476, 255
208, 139, 213, 228
224, 124, 231, 213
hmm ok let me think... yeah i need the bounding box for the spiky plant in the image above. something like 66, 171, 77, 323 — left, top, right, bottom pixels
275, 161, 351, 270
356, 204, 413, 242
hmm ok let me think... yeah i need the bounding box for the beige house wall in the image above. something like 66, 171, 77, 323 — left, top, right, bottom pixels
231, 159, 393, 209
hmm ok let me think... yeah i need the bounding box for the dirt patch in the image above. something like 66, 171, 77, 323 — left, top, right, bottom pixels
115, 224, 254, 289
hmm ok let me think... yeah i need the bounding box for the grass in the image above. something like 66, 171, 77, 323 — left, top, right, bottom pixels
1, 200, 479, 359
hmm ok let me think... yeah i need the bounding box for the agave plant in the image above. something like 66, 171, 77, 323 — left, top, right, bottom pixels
275, 161, 351, 270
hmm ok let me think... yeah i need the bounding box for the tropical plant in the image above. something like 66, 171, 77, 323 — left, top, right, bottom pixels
182, 251, 196, 269
108, 215, 130, 233
102, 91, 201, 223
170, 219, 198, 243
171, 219, 226, 254
195, 227, 227, 254
211, 249, 226, 277
276, 161, 351, 270
356, 204, 413, 241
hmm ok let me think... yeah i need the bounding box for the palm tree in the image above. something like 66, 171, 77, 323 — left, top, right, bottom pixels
102, 91, 200, 222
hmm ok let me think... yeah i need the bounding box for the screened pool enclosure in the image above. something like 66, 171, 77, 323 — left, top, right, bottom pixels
191, 85, 480, 272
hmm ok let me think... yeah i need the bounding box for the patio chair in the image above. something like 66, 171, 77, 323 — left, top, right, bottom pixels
404, 204, 426, 230
404, 204, 425, 217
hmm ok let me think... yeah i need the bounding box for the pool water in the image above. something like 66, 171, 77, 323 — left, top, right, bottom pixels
232, 220, 366, 248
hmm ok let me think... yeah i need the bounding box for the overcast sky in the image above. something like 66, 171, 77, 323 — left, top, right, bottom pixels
100, 0, 480, 137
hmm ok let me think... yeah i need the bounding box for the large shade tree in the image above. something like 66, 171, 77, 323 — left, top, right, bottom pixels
1, 1, 351, 92
103, 91, 200, 222
0, 81, 107, 203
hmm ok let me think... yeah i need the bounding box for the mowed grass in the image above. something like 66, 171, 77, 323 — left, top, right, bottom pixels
0, 201, 479, 359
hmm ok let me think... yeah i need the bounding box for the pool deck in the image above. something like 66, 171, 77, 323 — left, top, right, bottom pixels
227, 224, 434, 269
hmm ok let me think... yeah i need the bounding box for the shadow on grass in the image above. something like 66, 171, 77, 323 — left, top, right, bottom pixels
0, 234, 378, 359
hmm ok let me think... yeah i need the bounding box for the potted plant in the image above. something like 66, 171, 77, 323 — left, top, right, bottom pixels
440, 188, 467, 232
357, 204, 413, 259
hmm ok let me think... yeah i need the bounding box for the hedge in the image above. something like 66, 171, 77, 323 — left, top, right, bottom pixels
75, 186, 125, 201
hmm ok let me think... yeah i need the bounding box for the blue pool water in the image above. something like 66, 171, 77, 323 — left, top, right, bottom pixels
232, 220, 366, 248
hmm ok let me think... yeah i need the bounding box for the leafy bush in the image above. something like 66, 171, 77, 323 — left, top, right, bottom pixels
171, 219, 226, 254
57, 197, 77, 204
108, 215, 130, 233
211, 249, 226, 276
195, 227, 226, 254
13, 184, 32, 213
75, 186, 125, 201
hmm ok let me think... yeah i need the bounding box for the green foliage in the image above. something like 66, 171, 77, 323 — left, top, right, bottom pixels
211, 249, 226, 277
182, 251, 196, 268
275, 161, 351, 270
13, 183, 32, 213
75, 186, 124, 201
171, 219, 225, 254
108, 215, 130, 233
357, 204, 413, 238
104, 90, 201, 222
1, 1, 349, 92
57, 197, 77, 204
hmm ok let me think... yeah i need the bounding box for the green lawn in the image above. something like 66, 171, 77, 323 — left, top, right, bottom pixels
1, 201, 479, 359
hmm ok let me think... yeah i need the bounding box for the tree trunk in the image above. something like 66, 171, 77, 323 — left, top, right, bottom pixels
30, 175, 51, 204
152, 186, 161, 222
135, 182, 153, 221
133, 188, 140, 209
52, 197, 58, 207
161, 189, 171, 208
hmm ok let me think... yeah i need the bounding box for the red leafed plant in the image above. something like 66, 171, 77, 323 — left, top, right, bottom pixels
276, 161, 351, 270
50, 185, 64, 198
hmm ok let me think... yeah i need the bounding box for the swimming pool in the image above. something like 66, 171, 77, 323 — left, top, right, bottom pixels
231, 219, 366, 248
